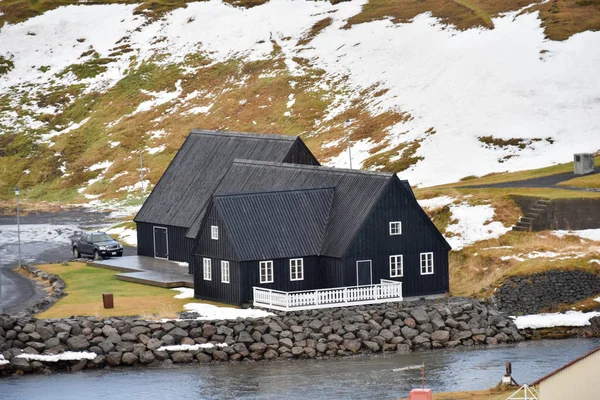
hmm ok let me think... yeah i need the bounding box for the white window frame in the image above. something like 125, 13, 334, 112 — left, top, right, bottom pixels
259, 260, 274, 284
221, 260, 230, 284
211, 225, 219, 240
203, 258, 212, 281
420, 252, 434, 275
289, 258, 304, 281
389, 221, 402, 235
389, 255, 403, 277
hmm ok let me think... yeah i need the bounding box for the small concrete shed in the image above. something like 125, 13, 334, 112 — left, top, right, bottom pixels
531, 346, 600, 400
574, 153, 595, 175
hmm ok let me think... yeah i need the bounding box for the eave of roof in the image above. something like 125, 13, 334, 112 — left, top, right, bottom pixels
530, 345, 600, 386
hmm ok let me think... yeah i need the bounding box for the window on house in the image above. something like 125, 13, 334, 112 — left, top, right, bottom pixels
389, 255, 403, 277
211, 225, 219, 240
259, 261, 274, 283
420, 252, 434, 275
290, 258, 304, 281
389, 221, 402, 235
221, 260, 230, 284
203, 258, 212, 281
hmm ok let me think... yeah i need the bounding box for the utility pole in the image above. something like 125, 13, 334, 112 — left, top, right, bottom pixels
345, 119, 353, 169
15, 187, 21, 268
139, 151, 145, 203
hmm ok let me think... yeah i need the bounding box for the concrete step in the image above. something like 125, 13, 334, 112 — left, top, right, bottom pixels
519, 217, 535, 223
516, 221, 532, 228
512, 226, 528, 232
537, 199, 551, 204
530, 207, 546, 213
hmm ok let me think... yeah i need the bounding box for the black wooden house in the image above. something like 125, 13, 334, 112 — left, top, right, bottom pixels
134, 130, 318, 268
191, 160, 451, 305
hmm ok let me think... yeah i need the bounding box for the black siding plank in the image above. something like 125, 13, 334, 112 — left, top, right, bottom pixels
136, 222, 193, 264
343, 179, 449, 297
193, 257, 242, 305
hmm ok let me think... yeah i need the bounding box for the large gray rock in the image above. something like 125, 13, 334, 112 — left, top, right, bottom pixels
168, 327, 189, 343
249, 342, 268, 354
363, 341, 380, 352
262, 334, 279, 346
10, 357, 32, 372
66, 336, 90, 351
146, 338, 163, 351
237, 331, 254, 344
139, 351, 155, 365
121, 352, 138, 365
410, 308, 430, 324
401, 326, 419, 340
171, 351, 193, 363
431, 330, 450, 343
308, 319, 323, 331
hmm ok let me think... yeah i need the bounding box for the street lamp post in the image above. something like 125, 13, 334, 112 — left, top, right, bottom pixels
345, 119, 353, 169
15, 187, 21, 268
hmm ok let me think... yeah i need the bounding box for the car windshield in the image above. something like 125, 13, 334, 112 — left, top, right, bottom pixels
91, 234, 113, 243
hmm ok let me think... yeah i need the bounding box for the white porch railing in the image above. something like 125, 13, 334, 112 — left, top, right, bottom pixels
253, 280, 403, 311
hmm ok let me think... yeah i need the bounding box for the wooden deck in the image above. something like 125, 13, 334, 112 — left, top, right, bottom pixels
90, 256, 193, 288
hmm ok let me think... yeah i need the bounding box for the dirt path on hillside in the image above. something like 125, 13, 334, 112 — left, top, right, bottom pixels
461, 171, 600, 192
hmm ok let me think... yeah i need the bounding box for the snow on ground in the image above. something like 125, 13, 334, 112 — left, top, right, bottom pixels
2, 1, 600, 185
0, 224, 79, 244
146, 144, 166, 155
133, 80, 182, 115
309, 6, 600, 185
591, 260, 600, 265
327, 138, 381, 170
172, 287, 194, 299
106, 225, 137, 247
512, 311, 600, 329
552, 229, 600, 242
15, 351, 97, 362
418, 196, 456, 210
183, 302, 273, 320
595, 296, 600, 303
157, 343, 228, 352
445, 203, 511, 250
0, 355, 9, 366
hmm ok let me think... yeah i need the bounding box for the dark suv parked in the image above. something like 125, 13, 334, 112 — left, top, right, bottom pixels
72, 232, 124, 260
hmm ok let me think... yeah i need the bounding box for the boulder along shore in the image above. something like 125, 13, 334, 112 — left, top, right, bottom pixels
0, 298, 591, 376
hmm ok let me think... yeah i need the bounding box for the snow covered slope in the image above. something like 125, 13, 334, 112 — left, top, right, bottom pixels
1, 0, 599, 201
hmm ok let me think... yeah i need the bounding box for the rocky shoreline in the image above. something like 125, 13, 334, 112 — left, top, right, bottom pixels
0, 298, 531, 376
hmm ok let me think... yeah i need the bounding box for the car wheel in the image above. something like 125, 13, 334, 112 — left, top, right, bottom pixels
73, 247, 80, 258
94, 250, 101, 261
117, 252, 123, 257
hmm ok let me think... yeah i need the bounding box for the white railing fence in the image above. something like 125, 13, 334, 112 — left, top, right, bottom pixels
253, 280, 403, 311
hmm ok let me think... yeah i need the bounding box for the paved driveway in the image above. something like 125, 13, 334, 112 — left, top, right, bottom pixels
0, 209, 135, 314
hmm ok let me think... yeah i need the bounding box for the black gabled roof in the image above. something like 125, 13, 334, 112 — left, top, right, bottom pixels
134, 129, 316, 228
188, 160, 394, 257
213, 188, 335, 261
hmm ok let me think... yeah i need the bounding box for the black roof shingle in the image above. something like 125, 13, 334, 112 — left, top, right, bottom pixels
189, 160, 395, 257
213, 188, 335, 261
134, 129, 316, 228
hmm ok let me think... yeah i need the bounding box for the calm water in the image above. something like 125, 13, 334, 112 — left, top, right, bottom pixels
2, 338, 599, 400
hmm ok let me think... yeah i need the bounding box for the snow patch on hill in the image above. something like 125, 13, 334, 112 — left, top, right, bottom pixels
1, 0, 599, 187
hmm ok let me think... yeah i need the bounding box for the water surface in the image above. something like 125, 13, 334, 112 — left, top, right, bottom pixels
2, 338, 599, 399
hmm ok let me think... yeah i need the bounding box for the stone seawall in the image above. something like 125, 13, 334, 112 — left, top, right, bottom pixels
494, 270, 600, 315
0, 299, 524, 376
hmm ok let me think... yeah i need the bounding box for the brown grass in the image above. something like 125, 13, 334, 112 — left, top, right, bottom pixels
345, 0, 599, 40
448, 231, 600, 297
297, 17, 333, 46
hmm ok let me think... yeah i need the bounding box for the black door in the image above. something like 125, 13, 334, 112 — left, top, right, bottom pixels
356, 260, 372, 286
153, 227, 168, 259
